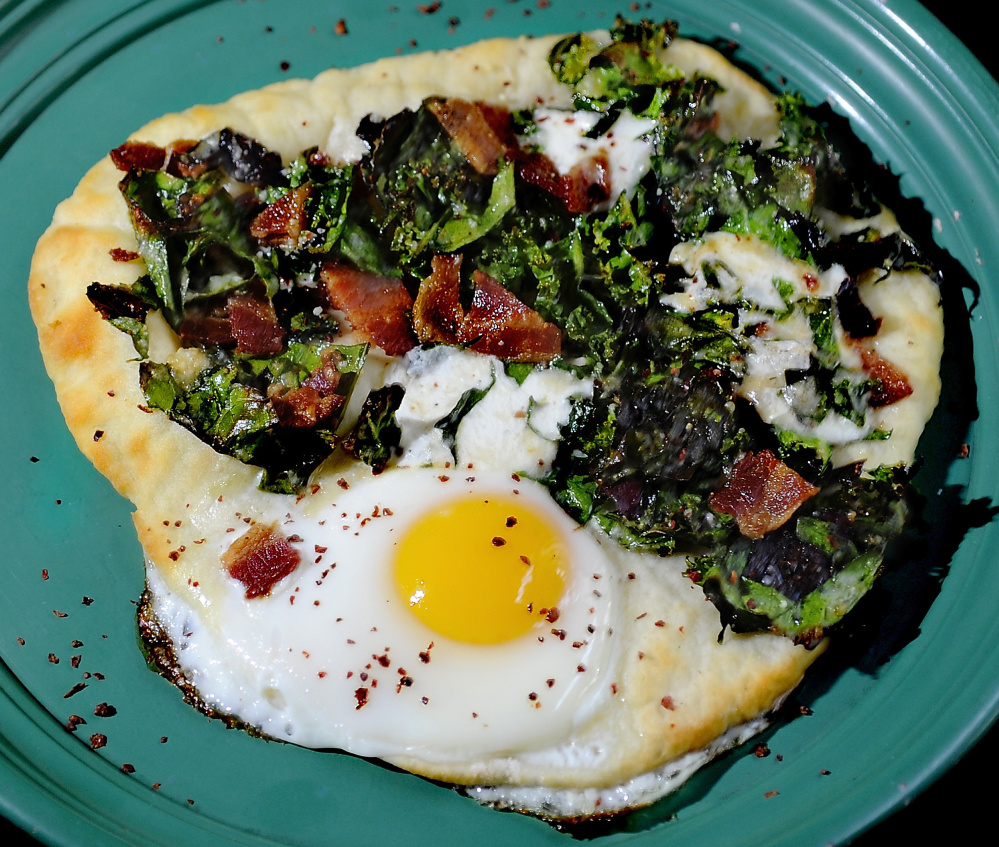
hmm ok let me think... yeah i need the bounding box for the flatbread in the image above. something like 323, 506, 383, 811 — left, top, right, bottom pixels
27, 30, 940, 818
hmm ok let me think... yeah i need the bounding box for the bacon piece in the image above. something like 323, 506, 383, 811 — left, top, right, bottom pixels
269, 351, 345, 428
412, 253, 464, 345
710, 450, 819, 540
250, 185, 310, 248
86, 282, 150, 322
476, 102, 519, 147
426, 98, 509, 175
177, 300, 234, 348
320, 264, 417, 356
223, 522, 301, 599
229, 292, 285, 356
110, 141, 168, 173
462, 271, 562, 362
855, 345, 913, 407
177, 291, 284, 354
515, 150, 612, 214
413, 255, 562, 362
109, 139, 198, 174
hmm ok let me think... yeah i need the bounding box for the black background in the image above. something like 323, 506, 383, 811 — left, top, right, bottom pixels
2, 1, 994, 844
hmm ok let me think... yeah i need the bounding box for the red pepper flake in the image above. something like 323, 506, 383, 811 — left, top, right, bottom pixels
160, 736, 168, 743
354, 687, 369, 709
82, 597, 94, 606
280, 61, 290, 71
48, 653, 59, 664
419, 642, 434, 663
820, 768, 831, 775
94, 702, 117, 717
53, 610, 68, 618
337, 478, 350, 490
418, 1, 441, 12
334, 18, 347, 34
72, 640, 83, 648
89, 733, 107, 750
528, 692, 538, 701
764, 790, 779, 799
545, 607, 560, 623
65, 715, 86, 732
16, 637, 24, 646
491, 536, 506, 546
799, 705, 814, 716
93, 430, 104, 442
505, 516, 518, 527
576, 664, 586, 673
41, 569, 49, 580
753, 742, 771, 758
960, 443, 970, 458
120, 763, 135, 774
661, 696, 676, 710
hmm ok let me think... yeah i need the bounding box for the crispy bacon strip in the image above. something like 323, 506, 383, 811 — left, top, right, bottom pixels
269, 351, 345, 428
177, 300, 234, 348
855, 344, 913, 407
413, 255, 562, 362
223, 522, 301, 599
320, 264, 417, 356
412, 253, 464, 345
250, 185, 310, 248
110, 141, 168, 173
462, 271, 562, 362
177, 291, 285, 355
515, 150, 612, 214
710, 450, 819, 540
109, 139, 197, 174
426, 98, 509, 175
229, 292, 285, 356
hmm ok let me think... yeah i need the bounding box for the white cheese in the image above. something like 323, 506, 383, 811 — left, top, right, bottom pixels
384, 346, 592, 476
667, 231, 847, 313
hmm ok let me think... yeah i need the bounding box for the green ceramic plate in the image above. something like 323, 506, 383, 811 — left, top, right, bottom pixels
2, 1, 996, 845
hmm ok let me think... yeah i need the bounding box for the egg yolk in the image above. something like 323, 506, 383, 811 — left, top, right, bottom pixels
393, 493, 568, 644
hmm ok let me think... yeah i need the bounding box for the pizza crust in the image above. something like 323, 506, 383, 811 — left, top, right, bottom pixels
30, 32, 850, 811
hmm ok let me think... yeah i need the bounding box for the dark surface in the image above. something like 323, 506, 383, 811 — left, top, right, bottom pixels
2, 1, 994, 844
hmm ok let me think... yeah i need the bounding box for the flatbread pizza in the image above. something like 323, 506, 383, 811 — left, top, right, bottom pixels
28, 19, 943, 820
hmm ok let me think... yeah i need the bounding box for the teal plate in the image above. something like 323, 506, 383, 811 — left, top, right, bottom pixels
2, 1, 997, 844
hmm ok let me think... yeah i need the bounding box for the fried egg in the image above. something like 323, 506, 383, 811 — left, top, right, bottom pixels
147, 466, 623, 761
